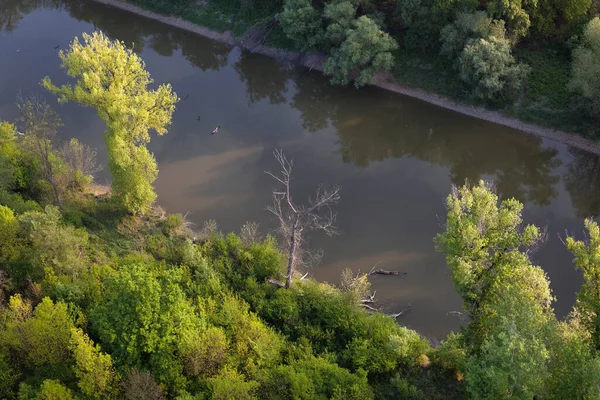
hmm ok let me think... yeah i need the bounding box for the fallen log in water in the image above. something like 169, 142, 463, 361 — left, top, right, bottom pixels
368, 268, 407, 276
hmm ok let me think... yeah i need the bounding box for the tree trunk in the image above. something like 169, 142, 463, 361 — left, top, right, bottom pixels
50, 177, 63, 209
286, 215, 299, 289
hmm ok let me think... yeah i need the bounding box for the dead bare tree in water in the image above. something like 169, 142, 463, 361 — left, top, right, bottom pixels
265, 149, 341, 288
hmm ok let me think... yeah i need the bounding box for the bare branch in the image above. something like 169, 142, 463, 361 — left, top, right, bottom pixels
265, 149, 341, 288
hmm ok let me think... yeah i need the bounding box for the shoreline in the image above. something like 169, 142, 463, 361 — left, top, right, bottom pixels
91, 0, 600, 155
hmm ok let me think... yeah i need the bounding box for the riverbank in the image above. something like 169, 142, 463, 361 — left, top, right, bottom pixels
90, 0, 600, 155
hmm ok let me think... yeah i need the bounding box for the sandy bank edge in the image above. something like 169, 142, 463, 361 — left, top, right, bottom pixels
90, 0, 600, 154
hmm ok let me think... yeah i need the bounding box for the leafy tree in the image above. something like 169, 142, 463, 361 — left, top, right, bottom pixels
459, 36, 529, 101
18, 205, 88, 280
566, 218, 600, 349
35, 379, 74, 400
0, 122, 19, 191
464, 285, 550, 399
178, 326, 228, 377
434, 180, 543, 314
90, 263, 201, 391
0, 204, 21, 262
207, 367, 259, 400
1, 296, 73, 378
43, 31, 178, 214
530, 0, 592, 38
486, 0, 535, 39
324, 16, 398, 87
323, 1, 356, 47
278, 0, 324, 51
544, 318, 600, 399
17, 95, 64, 208
70, 327, 118, 398
440, 11, 506, 59
260, 356, 374, 399
569, 17, 600, 116
435, 181, 556, 399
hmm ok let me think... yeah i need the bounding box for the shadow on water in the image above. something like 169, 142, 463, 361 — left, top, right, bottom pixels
2, 0, 600, 338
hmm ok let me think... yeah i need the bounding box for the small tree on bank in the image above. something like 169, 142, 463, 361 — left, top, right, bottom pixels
265, 149, 341, 288
43, 31, 178, 214
569, 17, 600, 117
324, 16, 398, 88
17, 94, 64, 209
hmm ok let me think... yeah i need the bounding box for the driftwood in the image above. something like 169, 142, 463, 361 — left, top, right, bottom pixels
267, 278, 286, 288
389, 306, 411, 320
369, 268, 406, 277
361, 292, 377, 304
359, 303, 379, 312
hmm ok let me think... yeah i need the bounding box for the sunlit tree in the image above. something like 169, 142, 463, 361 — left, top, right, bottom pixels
43, 31, 178, 214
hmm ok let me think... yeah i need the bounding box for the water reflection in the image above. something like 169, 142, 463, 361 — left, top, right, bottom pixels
288, 72, 563, 206
564, 148, 600, 218
234, 52, 290, 105
0, 0, 59, 32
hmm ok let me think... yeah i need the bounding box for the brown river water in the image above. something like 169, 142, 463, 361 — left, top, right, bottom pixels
1, 0, 599, 340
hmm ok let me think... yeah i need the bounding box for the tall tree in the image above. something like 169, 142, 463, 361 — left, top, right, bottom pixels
566, 218, 600, 350
42, 31, 178, 214
434, 180, 544, 315
17, 95, 64, 209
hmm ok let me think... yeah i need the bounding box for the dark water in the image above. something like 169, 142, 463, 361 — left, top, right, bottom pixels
2, 0, 599, 340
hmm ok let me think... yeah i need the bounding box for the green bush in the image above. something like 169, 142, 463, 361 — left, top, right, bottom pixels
569, 17, 600, 116
324, 16, 398, 87
260, 356, 374, 399
208, 367, 259, 400
459, 36, 529, 100
440, 12, 506, 59
278, 0, 324, 51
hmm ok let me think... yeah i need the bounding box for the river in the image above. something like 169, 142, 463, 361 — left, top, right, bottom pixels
1, 0, 598, 340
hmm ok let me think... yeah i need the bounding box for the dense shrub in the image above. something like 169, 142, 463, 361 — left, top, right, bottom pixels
459, 36, 529, 100
440, 12, 506, 59
569, 17, 600, 116
324, 16, 398, 87
278, 0, 324, 50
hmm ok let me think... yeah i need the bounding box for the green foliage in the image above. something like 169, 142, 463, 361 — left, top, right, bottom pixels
1, 296, 74, 381
544, 318, 600, 399
324, 16, 398, 87
566, 218, 600, 349
278, 0, 324, 51
35, 380, 74, 400
569, 17, 600, 116
260, 356, 374, 399
459, 36, 529, 101
486, 0, 534, 39
429, 332, 466, 372
19, 205, 88, 282
90, 262, 201, 391
179, 326, 228, 377
440, 12, 506, 58
530, 0, 591, 38
323, 1, 356, 47
43, 31, 178, 214
253, 280, 429, 374
208, 367, 258, 400
464, 285, 550, 399
434, 181, 544, 312
0, 204, 22, 262
70, 327, 118, 398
